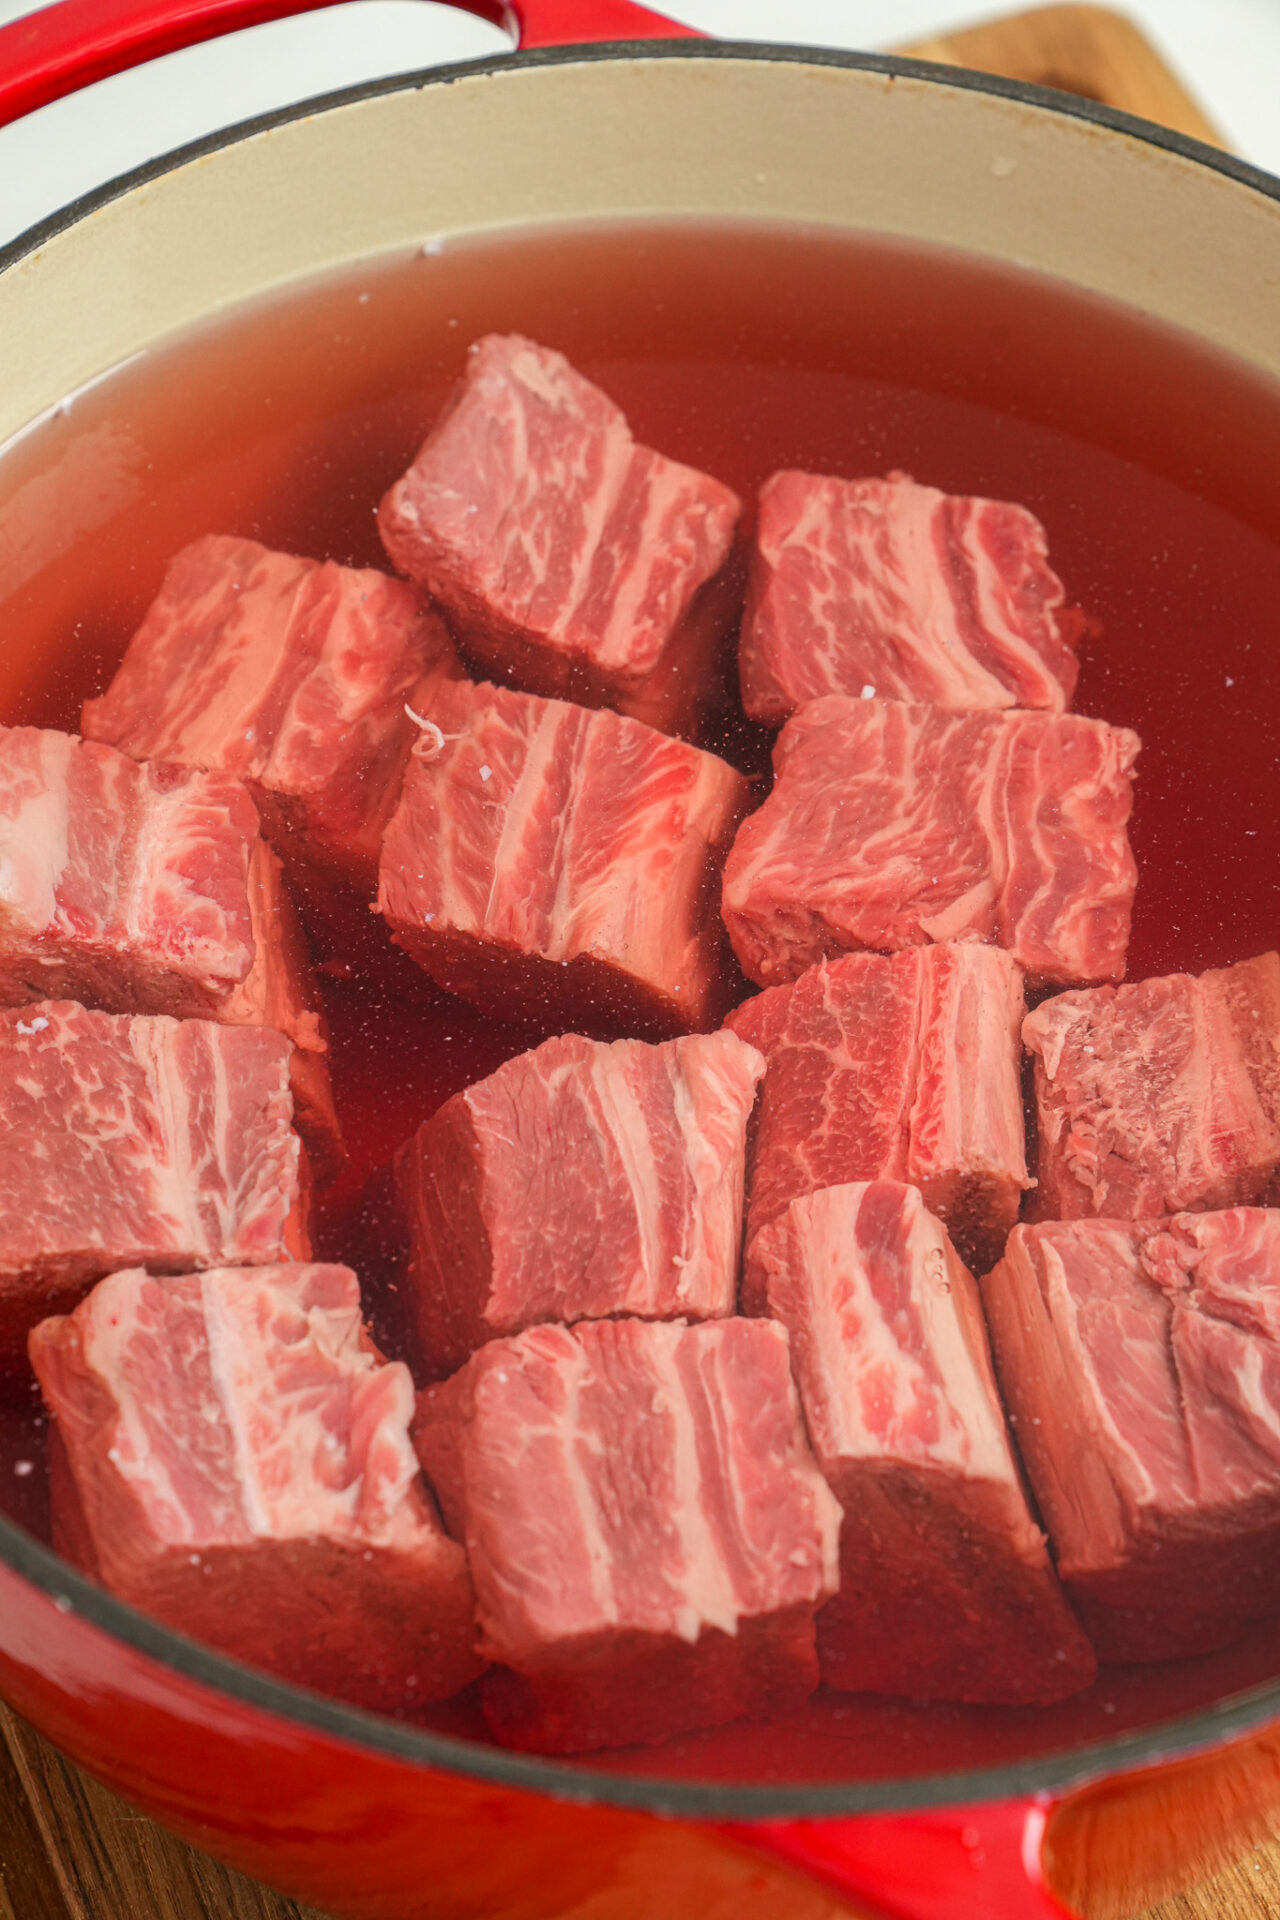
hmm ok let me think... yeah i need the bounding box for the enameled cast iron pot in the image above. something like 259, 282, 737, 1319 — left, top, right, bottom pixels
3, 5, 1280, 1915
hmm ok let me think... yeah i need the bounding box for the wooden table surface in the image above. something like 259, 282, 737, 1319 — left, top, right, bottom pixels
0, 6, 1269, 1918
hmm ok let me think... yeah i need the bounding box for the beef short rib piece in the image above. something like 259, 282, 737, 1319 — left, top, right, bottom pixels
0, 1002, 306, 1362
739, 471, 1080, 726
0, 724, 259, 1017
984, 1210, 1280, 1660
413, 1316, 839, 1752
397, 1028, 764, 1379
30, 1263, 479, 1711
378, 334, 742, 738
761, 1181, 1095, 1702
81, 535, 457, 889
378, 678, 750, 1038
0, 725, 340, 1179
1024, 953, 1280, 1222
721, 697, 1139, 989
725, 946, 1028, 1302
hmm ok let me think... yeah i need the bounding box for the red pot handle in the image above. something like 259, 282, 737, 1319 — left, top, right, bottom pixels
0, 0, 700, 130
725, 1794, 1079, 1919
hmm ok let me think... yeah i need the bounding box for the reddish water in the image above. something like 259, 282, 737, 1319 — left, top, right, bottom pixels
4, 218, 1280, 1781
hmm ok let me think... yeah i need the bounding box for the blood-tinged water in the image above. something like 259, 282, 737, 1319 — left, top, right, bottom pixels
3, 218, 1280, 1779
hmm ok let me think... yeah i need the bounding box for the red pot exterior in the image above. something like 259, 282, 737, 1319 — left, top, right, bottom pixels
0, 1560, 742, 1920
728, 1805, 1072, 1920
0, 1554, 1086, 1918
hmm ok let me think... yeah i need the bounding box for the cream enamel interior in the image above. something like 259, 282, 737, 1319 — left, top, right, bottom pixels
2, 49, 1280, 450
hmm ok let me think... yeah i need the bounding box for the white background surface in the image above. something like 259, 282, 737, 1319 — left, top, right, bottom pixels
0, 0, 1278, 251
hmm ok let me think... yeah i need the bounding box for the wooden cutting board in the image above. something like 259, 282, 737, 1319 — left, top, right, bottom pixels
0, 7, 1253, 1919
900, 1, 1222, 146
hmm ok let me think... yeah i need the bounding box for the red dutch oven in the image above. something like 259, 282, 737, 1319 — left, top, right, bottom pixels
3, 4, 1280, 1916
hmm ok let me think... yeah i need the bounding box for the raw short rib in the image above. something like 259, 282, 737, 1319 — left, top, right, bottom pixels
0, 724, 340, 1178
739, 470, 1080, 725
378, 677, 750, 1038
0, 1002, 306, 1361
31, 1263, 480, 1710
378, 334, 742, 737
984, 1210, 1280, 1659
760, 1181, 1095, 1702
1024, 953, 1280, 1220
81, 535, 457, 889
396, 1028, 764, 1378
413, 1315, 840, 1752
721, 696, 1139, 989
725, 946, 1028, 1300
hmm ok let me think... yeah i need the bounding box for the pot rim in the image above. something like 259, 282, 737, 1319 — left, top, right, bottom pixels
4, 32, 1280, 1818
4, 32, 1280, 280
11, 1505, 1280, 1817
